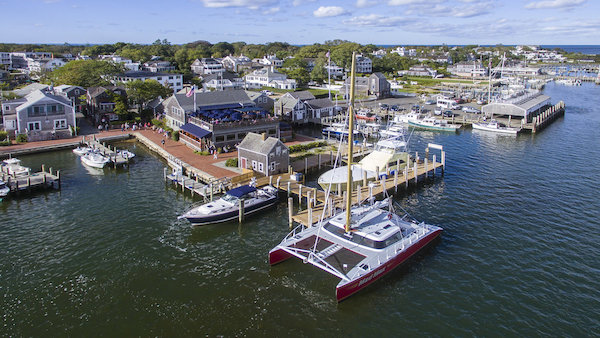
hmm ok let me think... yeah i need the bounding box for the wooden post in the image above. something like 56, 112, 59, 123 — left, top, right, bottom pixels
394, 170, 398, 193
385, 163, 389, 176
41, 164, 45, 173
369, 185, 373, 203
433, 154, 437, 176
43, 173, 47, 186
337, 183, 341, 196
57, 170, 61, 189
238, 199, 245, 223
424, 158, 428, 178
342, 191, 347, 210
304, 157, 308, 174
287, 181, 291, 197
441, 151, 446, 174
27, 177, 31, 193
288, 197, 293, 229
413, 161, 418, 184
209, 183, 213, 201
308, 206, 313, 227
49, 167, 53, 176
375, 166, 380, 181
396, 158, 400, 173
330, 150, 333, 164
357, 184, 362, 203
362, 169, 367, 187
298, 184, 303, 206
164, 167, 167, 180
405, 166, 409, 188
318, 153, 321, 170
307, 190, 311, 212
269, 176, 273, 186
276, 176, 281, 190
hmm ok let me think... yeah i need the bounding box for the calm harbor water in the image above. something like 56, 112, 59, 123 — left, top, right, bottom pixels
2, 83, 599, 336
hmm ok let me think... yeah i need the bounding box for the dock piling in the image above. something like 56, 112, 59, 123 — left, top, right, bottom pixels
288, 197, 293, 229
433, 155, 437, 176
238, 199, 245, 223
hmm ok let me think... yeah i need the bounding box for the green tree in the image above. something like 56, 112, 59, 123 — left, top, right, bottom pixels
310, 58, 327, 84
211, 42, 235, 58
47, 60, 124, 87
125, 79, 172, 113
112, 93, 129, 120
281, 68, 310, 87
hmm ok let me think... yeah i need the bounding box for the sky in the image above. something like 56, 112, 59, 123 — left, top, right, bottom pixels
1, 0, 599, 45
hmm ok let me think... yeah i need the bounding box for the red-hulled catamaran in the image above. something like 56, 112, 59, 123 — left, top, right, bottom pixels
268, 52, 443, 302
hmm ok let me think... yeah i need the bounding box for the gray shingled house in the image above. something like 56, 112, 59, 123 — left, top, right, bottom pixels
237, 132, 289, 175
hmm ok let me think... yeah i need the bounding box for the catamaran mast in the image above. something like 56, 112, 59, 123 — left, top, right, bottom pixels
345, 52, 357, 233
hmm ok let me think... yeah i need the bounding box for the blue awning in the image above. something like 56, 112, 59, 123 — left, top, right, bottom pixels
180, 123, 212, 139
226, 185, 256, 198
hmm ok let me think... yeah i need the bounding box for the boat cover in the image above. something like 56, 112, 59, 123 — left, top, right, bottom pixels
227, 185, 256, 197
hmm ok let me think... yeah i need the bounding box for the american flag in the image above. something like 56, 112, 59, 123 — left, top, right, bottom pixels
326, 50, 330, 58
186, 86, 195, 97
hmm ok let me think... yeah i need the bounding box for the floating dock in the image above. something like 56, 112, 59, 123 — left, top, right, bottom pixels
82, 136, 132, 167
0, 164, 61, 195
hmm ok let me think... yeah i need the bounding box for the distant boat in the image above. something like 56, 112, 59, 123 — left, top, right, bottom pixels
555, 79, 581, 86
179, 185, 279, 226
409, 117, 461, 132
1, 158, 31, 177
472, 120, 520, 134
393, 111, 422, 124
81, 153, 111, 168
117, 150, 136, 160
356, 109, 377, 121
322, 123, 361, 138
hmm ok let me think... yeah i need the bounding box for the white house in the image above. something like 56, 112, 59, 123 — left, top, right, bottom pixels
202, 72, 244, 90
98, 54, 140, 71
221, 54, 252, 72
190, 58, 224, 75
26, 58, 66, 75
112, 71, 184, 92
244, 68, 296, 90
356, 54, 372, 73
257, 54, 283, 68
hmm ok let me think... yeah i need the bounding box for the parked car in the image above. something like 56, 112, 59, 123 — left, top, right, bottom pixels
454, 98, 465, 104
379, 103, 389, 109
390, 105, 400, 111
434, 107, 442, 115
261, 90, 273, 95
476, 99, 486, 105
424, 100, 436, 105
443, 110, 455, 117
462, 106, 481, 114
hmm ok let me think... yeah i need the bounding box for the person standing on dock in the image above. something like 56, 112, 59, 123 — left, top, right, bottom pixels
161, 139, 165, 147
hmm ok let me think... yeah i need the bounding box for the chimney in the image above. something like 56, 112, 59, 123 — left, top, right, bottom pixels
261, 132, 267, 141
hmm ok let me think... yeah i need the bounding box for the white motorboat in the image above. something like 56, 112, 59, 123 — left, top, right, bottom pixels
0, 180, 10, 200
472, 120, 520, 134
393, 111, 422, 124
117, 150, 136, 160
408, 117, 461, 132
379, 122, 405, 138
81, 153, 111, 168
270, 52, 442, 302
322, 123, 361, 138
179, 185, 279, 225
1, 158, 31, 177
72, 146, 93, 156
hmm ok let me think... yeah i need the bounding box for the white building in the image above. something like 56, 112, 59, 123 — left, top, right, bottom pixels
257, 54, 283, 68
244, 68, 296, 90
391, 47, 417, 57
221, 54, 252, 72
190, 58, 224, 75
113, 71, 184, 92
98, 54, 140, 71
356, 54, 372, 73
26, 58, 66, 75
143, 60, 175, 72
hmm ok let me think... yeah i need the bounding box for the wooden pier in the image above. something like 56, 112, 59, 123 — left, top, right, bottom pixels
0, 164, 61, 195
522, 101, 565, 133
236, 145, 446, 227
164, 167, 229, 200
82, 136, 132, 167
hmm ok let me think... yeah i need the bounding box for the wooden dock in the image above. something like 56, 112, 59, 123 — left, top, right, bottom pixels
0, 164, 60, 195
82, 135, 132, 167
237, 145, 446, 227
164, 167, 228, 200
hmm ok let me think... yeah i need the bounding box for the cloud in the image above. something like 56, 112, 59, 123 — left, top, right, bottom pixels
356, 0, 378, 7
313, 6, 349, 17
403, 1, 492, 18
388, 0, 434, 4
263, 6, 280, 14
525, 0, 586, 9
343, 14, 414, 27
292, 0, 316, 6
200, 0, 278, 10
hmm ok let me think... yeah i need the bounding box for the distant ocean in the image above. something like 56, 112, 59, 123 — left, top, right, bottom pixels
375, 44, 600, 55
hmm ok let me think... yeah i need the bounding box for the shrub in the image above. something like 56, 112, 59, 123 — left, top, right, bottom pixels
225, 158, 238, 167
171, 131, 179, 141
195, 150, 210, 156
288, 141, 328, 153
0, 130, 8, 140
16, 134, 27, 143
0, 140, 11, 146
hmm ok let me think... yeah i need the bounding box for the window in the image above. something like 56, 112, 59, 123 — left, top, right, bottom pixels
4, 105, 9, 111
27, 121, 41, 131
216, 135, 225, 143
270, 162, 276, 171
54, 119, 67, 129
258, 162, 264, 173
252, 160, 257, 170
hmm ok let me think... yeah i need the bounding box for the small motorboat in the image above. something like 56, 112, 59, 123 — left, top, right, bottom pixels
1, 158, 31, 177
0, 180, 10, 200
117, 150, 135, 160
472, 120, 520, 134
81, 153, 111, 168
179, 185, 279, 225
72, 146, 93, 156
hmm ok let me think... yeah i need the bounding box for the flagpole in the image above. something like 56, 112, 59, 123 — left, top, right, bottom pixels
193, 85, 197, 114
327, 50, 331, 101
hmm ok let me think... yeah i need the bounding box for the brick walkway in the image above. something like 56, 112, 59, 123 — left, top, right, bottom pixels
1, 128, 318, 180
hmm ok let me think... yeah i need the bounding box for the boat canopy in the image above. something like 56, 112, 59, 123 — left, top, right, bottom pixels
226, 185, 256, 198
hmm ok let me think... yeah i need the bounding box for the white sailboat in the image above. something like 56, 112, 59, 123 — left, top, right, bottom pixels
269, 52, 443, 301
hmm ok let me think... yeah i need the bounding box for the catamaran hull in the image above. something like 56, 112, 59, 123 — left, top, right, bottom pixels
268, 247, 295, 265
335, 228, 442, 302
184, 197, 278, 226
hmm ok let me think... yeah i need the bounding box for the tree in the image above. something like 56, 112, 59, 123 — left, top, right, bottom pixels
281, 68, 310, 87
47, 60, 124, 87
211, 42, 235, 58
310, 58, 327, 84
112, 92, 129, 120
125, 79, 172, 114
331, 42, 362, 70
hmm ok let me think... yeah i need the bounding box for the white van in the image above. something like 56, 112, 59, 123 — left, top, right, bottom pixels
437, 97, 458, 110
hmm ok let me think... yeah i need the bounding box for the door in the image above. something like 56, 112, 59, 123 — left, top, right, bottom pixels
240, 157, 247, 169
